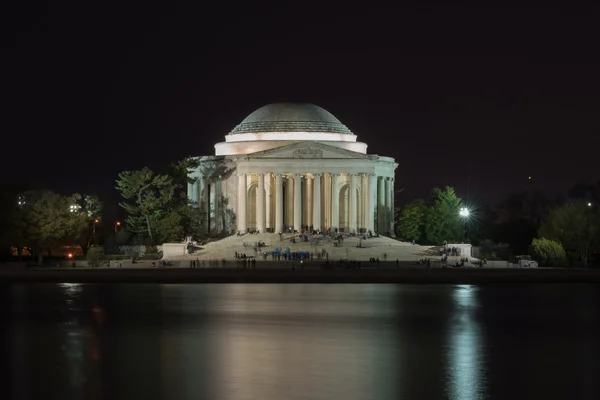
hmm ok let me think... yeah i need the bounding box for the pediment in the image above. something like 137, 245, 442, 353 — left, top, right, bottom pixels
246, 141, 367, 159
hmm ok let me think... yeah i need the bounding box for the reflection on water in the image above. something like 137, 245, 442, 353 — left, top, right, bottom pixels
1, 283, 600, 400
446, 285, 485, 400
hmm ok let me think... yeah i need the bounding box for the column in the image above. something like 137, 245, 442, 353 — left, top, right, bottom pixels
265, 174, 271, 231
385, 177, 392, 235
331, 173, 340, 231
358, 174, 365, 231
275, 174, 283, 233
187, 180, 194, 203
313, 174, 321, 230
389, 177, 395, 237
197, 176, 206, 233
294, 174, 302, 232
378, 177, 386, 233
362, 174, 368, 231
215, 176, 222, 232
285, 175, 293, 227
237, 174, 247, 233
324, 174, 330, 229
197, 176, 206, 208
368, 174, 377, 233
265, 173, 273, 233
349, 174, 357, 233
306, 175, 313, 228
256, 173, 265, 233
191, 179, 199, 205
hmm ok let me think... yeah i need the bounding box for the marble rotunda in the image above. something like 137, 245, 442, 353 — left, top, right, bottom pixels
187, 103, 398, 236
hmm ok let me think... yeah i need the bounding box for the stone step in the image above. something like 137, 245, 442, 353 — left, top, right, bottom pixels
182, 233, 435, 261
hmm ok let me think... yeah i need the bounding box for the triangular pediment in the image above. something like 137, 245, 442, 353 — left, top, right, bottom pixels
246, 141, 368, 159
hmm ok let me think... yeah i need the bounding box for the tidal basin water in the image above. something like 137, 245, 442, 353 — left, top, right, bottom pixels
1, 283, 599, 400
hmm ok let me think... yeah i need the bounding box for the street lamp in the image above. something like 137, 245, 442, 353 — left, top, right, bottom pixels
588, 202, 592, 207
69, 204, 78, 213
92, 219, 100, 245
115, 221, 121, 233
459, 207, 470, 242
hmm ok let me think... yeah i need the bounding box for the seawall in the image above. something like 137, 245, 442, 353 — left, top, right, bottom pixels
2, 268, 600, 284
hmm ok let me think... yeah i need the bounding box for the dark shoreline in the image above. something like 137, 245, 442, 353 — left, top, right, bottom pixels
2, 268, 600, 284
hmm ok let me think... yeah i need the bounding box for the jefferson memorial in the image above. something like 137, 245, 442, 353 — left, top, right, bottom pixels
187, 103, 398, 236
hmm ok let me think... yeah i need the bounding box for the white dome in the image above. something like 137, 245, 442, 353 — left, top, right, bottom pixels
229, 103, 353, 135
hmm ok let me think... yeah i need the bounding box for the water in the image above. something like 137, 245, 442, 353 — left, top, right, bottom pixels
1, 283, 599, 400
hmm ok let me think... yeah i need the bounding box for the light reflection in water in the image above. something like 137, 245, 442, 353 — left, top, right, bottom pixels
446, 284, 486, 400
59, 283, 82, 305
6, 283, 600, 400
58, 283, 86, 395
158, 284, 401, 400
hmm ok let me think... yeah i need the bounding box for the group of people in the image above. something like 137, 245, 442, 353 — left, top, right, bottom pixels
267, 249, 312, 261
234, 251, 253, 259
440, 245, 462, 256
237, 230, 262, 236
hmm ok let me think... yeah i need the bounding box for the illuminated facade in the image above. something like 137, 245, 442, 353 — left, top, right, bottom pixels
187, 103, 398, 235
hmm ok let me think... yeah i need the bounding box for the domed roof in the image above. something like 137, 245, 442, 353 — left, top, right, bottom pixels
229, 103, 353, 135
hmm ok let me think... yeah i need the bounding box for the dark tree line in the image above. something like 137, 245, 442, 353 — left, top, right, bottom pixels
3, 167, 599, 268
0, 188, 102, 262
395, 181, 600, 267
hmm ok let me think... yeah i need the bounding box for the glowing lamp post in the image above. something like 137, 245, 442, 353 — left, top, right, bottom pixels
459, 207, 469, 241
115, 221, 121, 233
92, 219, 100, 245
69, 204, 78, 213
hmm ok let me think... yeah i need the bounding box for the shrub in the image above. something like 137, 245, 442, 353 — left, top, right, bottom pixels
87, 247, 107, 268
530, 237, 567, 268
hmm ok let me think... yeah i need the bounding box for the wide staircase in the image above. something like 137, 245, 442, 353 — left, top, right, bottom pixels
185, 232, 435, 262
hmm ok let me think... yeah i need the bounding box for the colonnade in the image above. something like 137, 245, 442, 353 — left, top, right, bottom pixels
187, 175, 222, 232
236, 172, 395, 235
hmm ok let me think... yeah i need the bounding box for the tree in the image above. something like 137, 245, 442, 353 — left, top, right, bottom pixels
154, 209, 184, 243
530, 237, 566, 267
495, 190, 551, 255
28, 191, 74, 260
0, 189, 104, 260
169, 157, 201, 186
116, 168, 175, 245
497, 190, 549, 226
396, 199, 426, 242
539, 202, 600, 267
165, 156, 233, 238
68, 194, 103, 255
425, 186, 463, 244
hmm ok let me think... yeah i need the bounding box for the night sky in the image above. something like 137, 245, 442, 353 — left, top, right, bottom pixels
4, 3, 600, 220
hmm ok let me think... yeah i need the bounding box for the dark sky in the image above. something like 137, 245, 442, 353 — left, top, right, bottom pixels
4, 2, 600, 219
